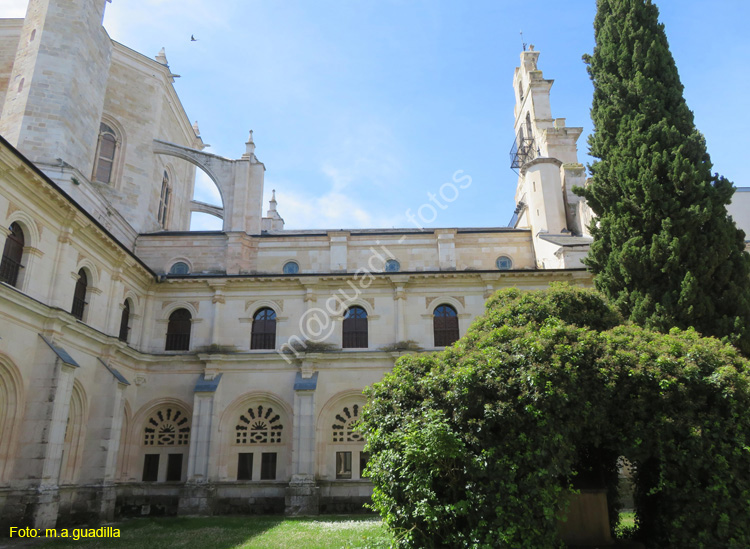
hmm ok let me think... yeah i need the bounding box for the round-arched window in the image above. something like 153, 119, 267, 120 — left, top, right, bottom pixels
283, 261, 299, 275
169, 262, 190, 275
496, 256, 513, 270
385, 259, 400, 272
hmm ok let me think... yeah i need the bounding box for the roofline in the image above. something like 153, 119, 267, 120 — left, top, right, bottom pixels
161, 267, 589, 280
139, 227, 533, 238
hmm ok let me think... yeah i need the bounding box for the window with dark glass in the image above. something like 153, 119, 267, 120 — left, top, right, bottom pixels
118, 300, 130, 342
342, 306, 368, 348
336, 451, 352, 479
165, 308, 191, 351
0, 222, 24, 287
237, 453, 253, 480
433, 304, 459, 347
166, 454, 183, 481
158, 170, 170, 229
251, 308, 276, 350
260, 452, 277, 480
142, 454, 159, 482
71, 269, 88, 321
93, 123, 117, 184
359, 452, 370, 478
169, 261, 189, 275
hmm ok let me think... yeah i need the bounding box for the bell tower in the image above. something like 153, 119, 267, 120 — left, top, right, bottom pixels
0, 0, 112, 178
509, 47, 590, 267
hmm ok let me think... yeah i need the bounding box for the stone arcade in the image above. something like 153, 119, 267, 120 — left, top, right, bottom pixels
0, 0, 748, 529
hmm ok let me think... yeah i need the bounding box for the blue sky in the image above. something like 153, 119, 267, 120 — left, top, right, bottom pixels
7, 1, 750, 231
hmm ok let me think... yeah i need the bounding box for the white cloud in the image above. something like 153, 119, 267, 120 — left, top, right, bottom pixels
265, 186, 402, 231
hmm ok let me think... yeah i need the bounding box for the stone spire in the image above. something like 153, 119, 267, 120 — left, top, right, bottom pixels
267, 189, 278, 217
262, 188, 285, 231
156, 47, 168, 66
192, 120, 200, 137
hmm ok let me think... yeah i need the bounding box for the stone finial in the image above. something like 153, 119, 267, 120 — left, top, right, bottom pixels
269, 189, 277, 212
243, 130, 256, 158
155, 47, 168, 65
192, 120, 201, 136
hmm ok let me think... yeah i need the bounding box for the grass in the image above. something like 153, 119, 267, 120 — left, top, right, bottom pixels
615, 510, 636, 539
36, 516, 392, 549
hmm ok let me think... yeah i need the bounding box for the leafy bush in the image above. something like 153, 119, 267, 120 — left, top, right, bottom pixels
360, 284, 750, 548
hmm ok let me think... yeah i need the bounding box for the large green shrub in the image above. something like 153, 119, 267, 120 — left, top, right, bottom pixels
360, 284, 750, 548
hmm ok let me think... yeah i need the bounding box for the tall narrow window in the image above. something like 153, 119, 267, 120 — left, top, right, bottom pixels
165, 308, 191, 351
166, 454, 183, 481
433, 304, 459, 347
71, 269, 88, 320
118, 300, 131, 342
260, 452, 277, 480
0, 222, 25, 287
251, 308, 277, 350
237, 453, 253, 480
336, 451, 352, 479
142, 454, 159, 482
342, 306, 368, 348
93, 123, 117, 184
158, 170, 171, 229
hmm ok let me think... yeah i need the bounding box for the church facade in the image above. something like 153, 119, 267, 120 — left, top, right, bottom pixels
0, 0, 746, 529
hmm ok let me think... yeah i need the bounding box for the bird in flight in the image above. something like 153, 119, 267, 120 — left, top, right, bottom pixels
191, 35, 198, 41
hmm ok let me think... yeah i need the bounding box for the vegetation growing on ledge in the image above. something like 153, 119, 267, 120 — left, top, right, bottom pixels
360, 284, 750, 548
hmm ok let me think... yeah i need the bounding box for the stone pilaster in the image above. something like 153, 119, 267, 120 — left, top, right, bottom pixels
286, 371, 319, 515
179, 373, 222, 515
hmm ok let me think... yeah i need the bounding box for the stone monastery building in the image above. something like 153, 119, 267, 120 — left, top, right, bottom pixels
0, 0, 748, 529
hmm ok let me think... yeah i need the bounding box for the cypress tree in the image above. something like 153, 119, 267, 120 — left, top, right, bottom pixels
578, 0, 750, 354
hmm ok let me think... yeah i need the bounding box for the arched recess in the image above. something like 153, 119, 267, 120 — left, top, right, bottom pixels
0, 354, 24, 482
316, 390, 368, 481
128, 398, 192, 483
217, 392, 292, 482
60, 379, 88, 484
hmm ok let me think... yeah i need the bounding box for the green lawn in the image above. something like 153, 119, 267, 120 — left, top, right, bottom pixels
37, 516, 392, 549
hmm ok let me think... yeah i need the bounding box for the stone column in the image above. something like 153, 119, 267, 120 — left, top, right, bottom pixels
179, 373, 222, 516
209, 283, 226, 346
79, 359, 129, 521
286, 371, 319, 516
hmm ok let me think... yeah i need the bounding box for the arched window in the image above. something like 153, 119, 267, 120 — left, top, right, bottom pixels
93, 123, 117, 184
169, 262, 190, 275
165, 308, 191, 351
0, 222, 25, 287
158, 170, 171, 229
433, 304, 459, 347
118, 300, 131, 342
518, 81, 524, 103
330, 402, 367, 480
251, 308, 276, 350
142, 406, 191, 483
71, 269, 88, 320
283, 261, 299, 275
343, 306, 368, 349
234, 404, 285, 481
